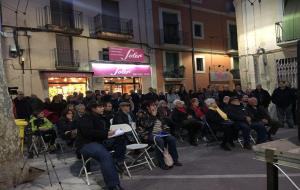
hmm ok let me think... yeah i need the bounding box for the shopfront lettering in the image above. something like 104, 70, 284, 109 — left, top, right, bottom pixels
122, 49, 143, 61
92, 63, 151, 77
109, 47, 144, 62
112, 68, 131, 76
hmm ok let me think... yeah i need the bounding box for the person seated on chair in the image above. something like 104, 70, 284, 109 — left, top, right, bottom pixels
137, 101, 182, 170
76, 101, 125, 190
247, 97, 281, 141
103, 101, 115, 129
227, 96, 267, 149
171, 100, 203, 146
187, 98, 206, 120
157, 100, 177, 136
57, 108, 77, 146
113, 100, 136, 125
204, 98, 235, 151
220, 96, 230, 113
29, 109, 57, 152
74, 104, 86, 119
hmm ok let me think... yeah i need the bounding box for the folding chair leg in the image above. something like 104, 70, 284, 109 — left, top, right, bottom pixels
59, 143, 67, 165
237, 138, 244, 148
144, 149, 156, 167
144, 156, 152, 170
250, 135, 256, 144
79, 155, 91, 185
124, 161, 132, 178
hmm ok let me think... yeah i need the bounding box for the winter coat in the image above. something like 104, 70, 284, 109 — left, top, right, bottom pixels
252, 89, 271, 108
76, 112, 108, 149
271, 87, 294, 108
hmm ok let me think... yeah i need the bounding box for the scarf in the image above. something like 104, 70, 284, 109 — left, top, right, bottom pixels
209, 106, 228, 120
177, 107, 186, 113
193, 106, 204, 118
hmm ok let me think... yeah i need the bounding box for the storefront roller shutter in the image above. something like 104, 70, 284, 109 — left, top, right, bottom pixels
283, 0, 300, 41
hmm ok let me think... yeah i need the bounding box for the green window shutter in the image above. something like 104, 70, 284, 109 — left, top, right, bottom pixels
283, 0, 300, 41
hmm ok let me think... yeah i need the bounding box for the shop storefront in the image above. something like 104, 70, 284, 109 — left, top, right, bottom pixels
40, 71, 93, 99
91, 47, 151, 93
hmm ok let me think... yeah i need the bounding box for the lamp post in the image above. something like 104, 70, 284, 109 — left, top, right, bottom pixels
189, 0, 197, 91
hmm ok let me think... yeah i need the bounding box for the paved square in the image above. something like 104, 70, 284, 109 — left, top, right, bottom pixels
14, 128, 300, 190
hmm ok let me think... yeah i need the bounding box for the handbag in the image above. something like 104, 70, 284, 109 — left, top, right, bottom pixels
154, 136, 174, 167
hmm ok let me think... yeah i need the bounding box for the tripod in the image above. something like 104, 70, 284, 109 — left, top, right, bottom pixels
18, 134, 64, 190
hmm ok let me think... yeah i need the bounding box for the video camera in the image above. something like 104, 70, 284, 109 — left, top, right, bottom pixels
33, 118, 45, 136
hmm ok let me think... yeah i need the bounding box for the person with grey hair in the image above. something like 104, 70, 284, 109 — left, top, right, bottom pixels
247, 97, 281, 140
171, 99, 203, 146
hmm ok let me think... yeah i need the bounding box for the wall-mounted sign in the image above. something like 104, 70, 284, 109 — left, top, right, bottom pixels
210, 72, 231, 81
109, 47, 144, 63
92, 63, 151, 77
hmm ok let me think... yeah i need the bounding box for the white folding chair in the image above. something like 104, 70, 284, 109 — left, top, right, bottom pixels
53, 125, 67, 164
237, 130, 256, 148
128, 123, 156, 168
110, 124, 153, 178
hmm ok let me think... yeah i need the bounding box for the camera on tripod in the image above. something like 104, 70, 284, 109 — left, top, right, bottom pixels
33, 118, 45, 136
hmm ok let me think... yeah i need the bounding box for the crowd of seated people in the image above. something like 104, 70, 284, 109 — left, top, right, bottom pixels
12, 82, 296, 190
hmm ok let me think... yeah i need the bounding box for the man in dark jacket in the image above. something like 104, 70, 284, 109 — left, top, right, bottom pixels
142, 87, 159, 103
113, 100, 136, 125
252, 84, 271, 110
232, 84, 245, 99
247, 97, 281, 140
219, 84, 233, 102
76, 102, 125, 190
130, 90, 141, 114
227, 97, 267, 149
271, 81, 294, 128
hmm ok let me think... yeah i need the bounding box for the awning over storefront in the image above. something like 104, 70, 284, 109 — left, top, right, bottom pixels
40, 70, 94, 78
91, 62, 151, 77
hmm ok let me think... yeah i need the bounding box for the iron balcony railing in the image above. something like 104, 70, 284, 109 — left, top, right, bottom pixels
53, 48, 80, 70
93, 14, 133, 35
37, 6, 83, 32
158, 29, 188, 45
275, 21, 300, 44
163, 66, 185, 78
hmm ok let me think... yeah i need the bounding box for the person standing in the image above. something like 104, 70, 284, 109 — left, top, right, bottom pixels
178, 86, 189, 105
219, 84, 233, 102
233, 84, 245, 99
13, 91, 32, 119
166, 88, 180, 110
252, 84, 271, 110
130, 90, 141, 114
271, 81, 294, 128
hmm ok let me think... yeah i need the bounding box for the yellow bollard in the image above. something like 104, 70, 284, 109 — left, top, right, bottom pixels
15, 119, 28, 153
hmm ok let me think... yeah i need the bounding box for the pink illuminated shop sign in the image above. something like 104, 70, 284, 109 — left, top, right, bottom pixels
109, 47, 145, 62
92, 63, 151, 77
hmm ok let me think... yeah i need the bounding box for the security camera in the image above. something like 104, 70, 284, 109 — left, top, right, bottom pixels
9, 44, 24, 58
9, 45, 18, 58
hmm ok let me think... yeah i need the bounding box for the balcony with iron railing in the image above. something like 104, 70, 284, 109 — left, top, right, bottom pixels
52, 48, 80, 70
90, 14, 133, 40
36, 6, 83, 35
158, 29, 188, 45
275, 21, 300, 46
163, 65, 185, 81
